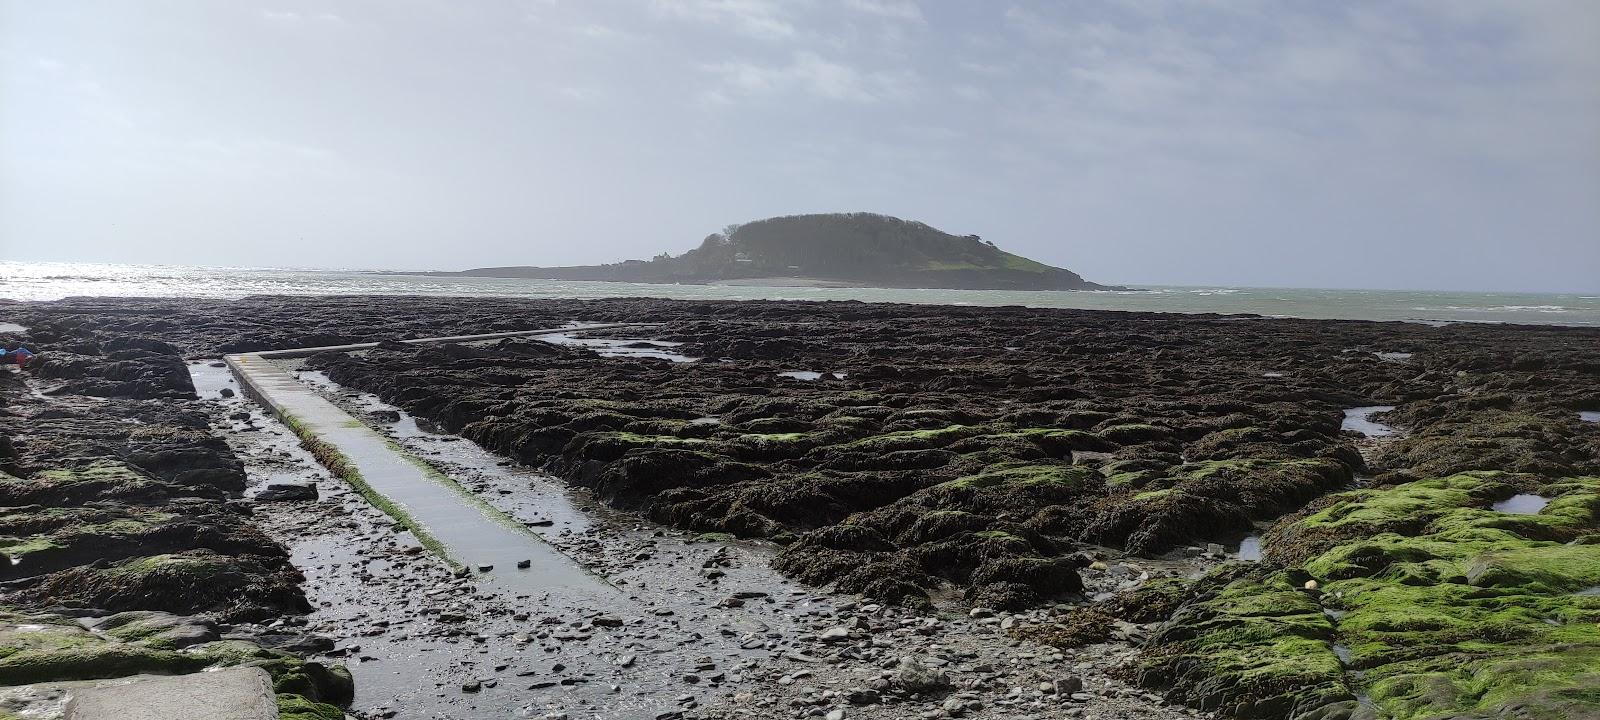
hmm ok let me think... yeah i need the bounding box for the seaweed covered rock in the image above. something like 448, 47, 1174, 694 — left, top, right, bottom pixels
1137, 565, 1350, 718
32, 341, 195, 400
200, 295, 1600, 617
772, 524, 937, 608
0, 500, 284, 581
1142, 474, 1600, 720
1375, 404, 1600, 481
10, 550, 307, 622
0, 461, 187, 507
0, 608, 351, 713
6, 407, 245, 495
1009, 608, 1116, 649
1087, 459, 1351, 556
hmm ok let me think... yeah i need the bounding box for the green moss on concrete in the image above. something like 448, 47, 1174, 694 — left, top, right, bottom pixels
279, 411, 455, 568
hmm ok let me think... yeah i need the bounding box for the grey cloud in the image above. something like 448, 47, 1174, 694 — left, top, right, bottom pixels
0, 0, 1595, 291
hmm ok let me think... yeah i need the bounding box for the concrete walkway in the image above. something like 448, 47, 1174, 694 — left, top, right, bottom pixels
63, 667, 276, 720
226, 326, 626, 600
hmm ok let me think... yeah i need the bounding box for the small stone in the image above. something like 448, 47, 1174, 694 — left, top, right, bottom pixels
846, 688, 880, 705
253, 481, 317, 502
517, 559, 532, 569
892, 656, 950, 694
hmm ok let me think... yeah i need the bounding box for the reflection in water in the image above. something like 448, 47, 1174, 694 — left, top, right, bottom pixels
777, 371, 847, 381
1580, 411, 1600, 423
1492, 493, 1550, 515
1237, 535, 1262, 561
1342, 406, 1398, 437
537, 332, 697, 362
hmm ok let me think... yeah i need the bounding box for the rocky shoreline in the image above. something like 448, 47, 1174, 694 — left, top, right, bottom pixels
1, 295, 1596, 719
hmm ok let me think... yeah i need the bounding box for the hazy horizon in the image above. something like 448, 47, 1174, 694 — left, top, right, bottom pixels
3, 2, 1598, 293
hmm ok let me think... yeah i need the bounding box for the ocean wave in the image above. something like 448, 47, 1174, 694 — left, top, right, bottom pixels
1412, 305, 1569, 313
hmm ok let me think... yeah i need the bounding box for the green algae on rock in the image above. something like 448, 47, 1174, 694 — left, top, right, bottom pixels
1141, 474, 1600, 719
10, 550, 307, 622
0, 609, 351, 712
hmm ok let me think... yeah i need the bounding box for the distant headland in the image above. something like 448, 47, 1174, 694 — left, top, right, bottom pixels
416, 213, 1124, 291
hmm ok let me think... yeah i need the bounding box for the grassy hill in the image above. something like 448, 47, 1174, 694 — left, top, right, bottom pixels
448, 213, 1119, 291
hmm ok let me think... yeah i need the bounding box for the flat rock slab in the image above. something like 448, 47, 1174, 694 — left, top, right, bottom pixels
64, 667, 276, 720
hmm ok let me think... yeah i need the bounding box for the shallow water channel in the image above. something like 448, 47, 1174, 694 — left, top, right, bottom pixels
1342, 406, 1398, 438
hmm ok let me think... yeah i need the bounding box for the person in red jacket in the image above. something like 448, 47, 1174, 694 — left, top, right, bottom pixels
1, 347, 35, 370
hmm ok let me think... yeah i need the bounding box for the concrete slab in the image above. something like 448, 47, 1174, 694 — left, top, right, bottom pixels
63, 667, 276, 720
225, 351, 612, 601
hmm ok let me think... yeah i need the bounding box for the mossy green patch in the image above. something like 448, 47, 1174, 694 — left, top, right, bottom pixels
840, 424, 975, 453
1145, 474, 1600, 719
735, 432, 813, 442
0, 536, 62, 560
278, 693, 344, 720
0, 612, 99, 661
941, 462, 1098, 491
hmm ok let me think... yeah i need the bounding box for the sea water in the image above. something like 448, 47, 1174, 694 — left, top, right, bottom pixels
2, 261, 1598, 326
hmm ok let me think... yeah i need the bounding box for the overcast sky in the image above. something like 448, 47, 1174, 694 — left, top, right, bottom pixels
2, 1, 1597, 291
